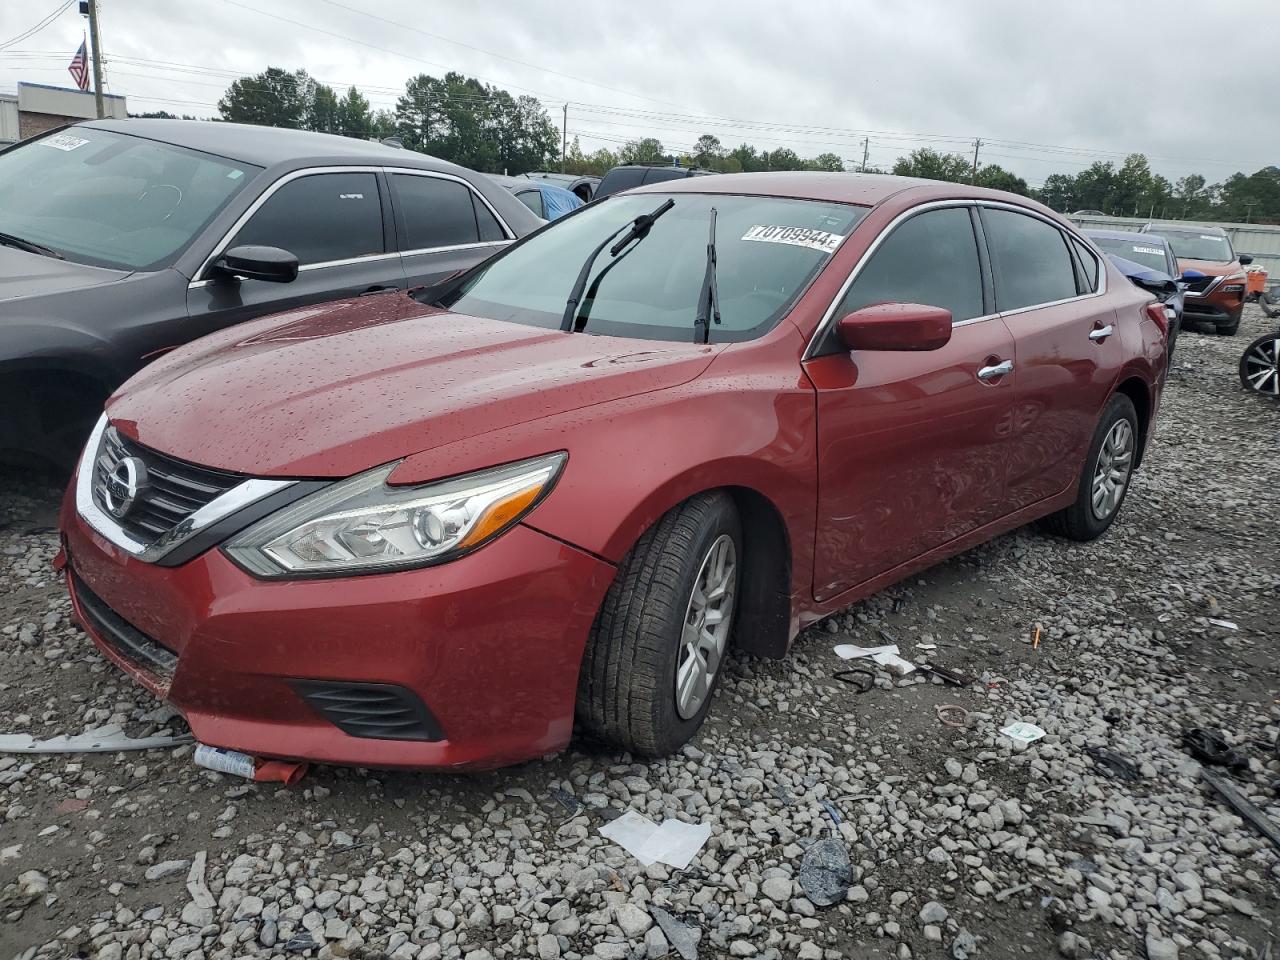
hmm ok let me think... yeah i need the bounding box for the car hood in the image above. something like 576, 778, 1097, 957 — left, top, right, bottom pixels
108, 293, 721, 477
1176, 258, 1241, 277
0, 245, 131, 303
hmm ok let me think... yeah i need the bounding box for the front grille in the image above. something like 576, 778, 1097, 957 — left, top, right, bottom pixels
71, 572, 178, 677
93, 428, 243, 546
292, 680, 444, 741
1185, 276, 1218, 295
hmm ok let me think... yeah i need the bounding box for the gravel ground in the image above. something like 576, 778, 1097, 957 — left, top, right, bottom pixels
2, 306, 1278, 960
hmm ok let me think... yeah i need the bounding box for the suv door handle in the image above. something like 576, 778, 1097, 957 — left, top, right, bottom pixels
977, 359, 1013, 381
1088, 324, 1114, 341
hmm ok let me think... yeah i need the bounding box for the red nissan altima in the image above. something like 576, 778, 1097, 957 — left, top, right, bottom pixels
59, 173, 1168, 769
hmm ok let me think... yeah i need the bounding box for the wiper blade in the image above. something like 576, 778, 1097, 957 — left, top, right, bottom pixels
560, 198, 675, 332
694, 207, 721, 344
0, 231, 63, 260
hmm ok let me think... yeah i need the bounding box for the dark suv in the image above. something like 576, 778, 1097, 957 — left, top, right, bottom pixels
0, 119, 542, 465
595, 163, 716, 198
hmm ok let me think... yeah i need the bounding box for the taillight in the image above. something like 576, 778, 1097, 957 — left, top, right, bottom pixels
1144, 301, 1169, 339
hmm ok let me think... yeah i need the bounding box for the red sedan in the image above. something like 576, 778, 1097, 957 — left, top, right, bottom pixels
59, 173, 1168, 769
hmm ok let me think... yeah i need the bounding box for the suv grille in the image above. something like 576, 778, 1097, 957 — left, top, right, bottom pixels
93, 428, 243, 546
1186, 275, 1218, 295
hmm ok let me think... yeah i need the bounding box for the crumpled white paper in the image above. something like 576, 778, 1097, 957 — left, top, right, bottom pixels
833, 643, 917, 675
599, 810, 711, 869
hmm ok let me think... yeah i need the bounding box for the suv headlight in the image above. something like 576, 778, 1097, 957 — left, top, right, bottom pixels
225, 453, 565, 578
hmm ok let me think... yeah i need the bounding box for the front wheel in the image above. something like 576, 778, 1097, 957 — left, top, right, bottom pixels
576, 492, 741, 757
1040, 393, 1138, 542
1240, 332, 1280, 397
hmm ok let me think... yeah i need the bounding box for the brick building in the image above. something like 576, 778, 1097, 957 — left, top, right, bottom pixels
0, 82, 127, 146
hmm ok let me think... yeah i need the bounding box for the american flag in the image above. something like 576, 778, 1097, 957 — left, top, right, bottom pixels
68, 40, 89, 91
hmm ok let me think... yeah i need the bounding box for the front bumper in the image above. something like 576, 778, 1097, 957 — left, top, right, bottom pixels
61, 487, 615, 770
1184, 288, 1244, 326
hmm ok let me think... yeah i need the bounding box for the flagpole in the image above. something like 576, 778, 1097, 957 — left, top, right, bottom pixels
86, 0, 104, 118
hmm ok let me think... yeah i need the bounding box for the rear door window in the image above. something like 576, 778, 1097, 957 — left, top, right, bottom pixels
835, 206, 985, 324
983, 208, 1079, 311
231, 172, 384, 267
515, 189, 545, 219
1070, 237, 1099, 292
391, 173, 490, 250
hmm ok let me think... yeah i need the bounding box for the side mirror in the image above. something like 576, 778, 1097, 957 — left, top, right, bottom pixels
1179, 268, 1207, 283
212, 245, 299, 283
1238, 254, 1254, 266
835, 302, 953, 352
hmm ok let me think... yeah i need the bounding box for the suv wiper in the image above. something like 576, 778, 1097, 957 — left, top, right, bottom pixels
560, 198, 675, 332
0, 231, 64, 260
694, 207, 721, 344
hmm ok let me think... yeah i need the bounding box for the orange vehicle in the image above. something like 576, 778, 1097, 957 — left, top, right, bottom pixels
1142, 224, 1250, 335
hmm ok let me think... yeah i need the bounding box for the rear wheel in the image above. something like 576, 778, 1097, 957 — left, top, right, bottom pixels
577, 492, 740, 756
1240, 332, 1280, 397
1041, 393, 1138, 542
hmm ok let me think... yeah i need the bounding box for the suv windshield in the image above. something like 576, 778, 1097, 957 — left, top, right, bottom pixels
441, 193, 866, 342
1090, 237, 1169, 274
1160, 230, 1234, 263
0, 128, 260, 271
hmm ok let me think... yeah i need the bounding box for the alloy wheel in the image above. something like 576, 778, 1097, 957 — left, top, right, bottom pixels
675, 534, 737, 720
1090, 419, 1134, 521
1242, 336, 1280, 396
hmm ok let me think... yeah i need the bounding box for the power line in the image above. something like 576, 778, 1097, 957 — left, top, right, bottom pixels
0, 0, 75, 51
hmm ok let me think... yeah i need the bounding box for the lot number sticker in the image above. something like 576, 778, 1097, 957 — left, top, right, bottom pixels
1131, 246, 1164, 257
742, 224, 845, 254
38, 134, 90, 151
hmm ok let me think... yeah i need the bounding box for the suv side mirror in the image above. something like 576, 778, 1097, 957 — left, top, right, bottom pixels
835, 302, 953, 352
212, 245, 299, 283
1238, 254, 1254, 266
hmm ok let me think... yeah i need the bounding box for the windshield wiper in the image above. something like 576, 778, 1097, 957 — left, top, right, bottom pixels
560, 198, 675, 332
693, 207, 721, 344
0, 231, 64, 260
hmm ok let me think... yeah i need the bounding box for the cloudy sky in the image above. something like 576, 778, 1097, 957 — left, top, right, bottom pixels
3, 0, 1278, 186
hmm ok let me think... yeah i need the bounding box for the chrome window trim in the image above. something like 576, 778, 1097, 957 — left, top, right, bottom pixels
189, 165, 515, 288
805, 198, 1109, 359
74, 415, 295, 563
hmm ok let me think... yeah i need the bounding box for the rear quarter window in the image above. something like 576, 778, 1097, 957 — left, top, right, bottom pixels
983, 208, 1079, 311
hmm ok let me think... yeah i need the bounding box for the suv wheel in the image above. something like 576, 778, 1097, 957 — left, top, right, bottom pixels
577, 492, 740, 756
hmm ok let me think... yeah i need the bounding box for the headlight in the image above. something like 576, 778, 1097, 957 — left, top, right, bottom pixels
224, 452, 565, 578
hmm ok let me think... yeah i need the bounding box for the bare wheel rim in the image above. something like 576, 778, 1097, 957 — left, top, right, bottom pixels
675, 534, 737, 720
1090, 418, 1134, 521
1243, 337, 1280, 396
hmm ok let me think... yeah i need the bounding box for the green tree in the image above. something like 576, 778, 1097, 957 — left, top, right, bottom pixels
619, 138, 667, 164
336, 87, 373, 140
218, 67, 312, 128
729, 143, 761, 172
807, 152, 845, 172
693, 134, 723, 169
974, 163, 1029, 195
891, 148, 971, 182
1038, 173, 1078, 211
1072, 161, 1117, 213
1174, 174, 1207, 218
762, 147, 802, 171
306, 82, 341, 135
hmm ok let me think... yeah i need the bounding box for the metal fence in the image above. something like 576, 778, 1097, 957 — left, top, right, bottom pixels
1066, 213, 1280, 276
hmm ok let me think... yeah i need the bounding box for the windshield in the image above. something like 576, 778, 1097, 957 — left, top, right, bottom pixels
1090, 237, 1169, 275
0, 128, 260, 271
1161, 231, 1234, 263
441, 193, 867, 342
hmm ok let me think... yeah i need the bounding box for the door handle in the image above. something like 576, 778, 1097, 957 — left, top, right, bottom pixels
1088, 324, 1114, 341
977, 359, 1013, 381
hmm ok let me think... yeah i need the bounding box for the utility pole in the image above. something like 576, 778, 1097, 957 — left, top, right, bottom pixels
860, 137, 869, 173
561, 104, 567, 173
970, 138, 981, 183
85, 0, 105, 118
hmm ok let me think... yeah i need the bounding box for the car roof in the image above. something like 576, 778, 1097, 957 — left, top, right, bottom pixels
489, 174, 539, 190
630, 171, 1061, 212
1085, 229, 1168, 245
1148, 222, 1226, 236
77, 118, 462, 171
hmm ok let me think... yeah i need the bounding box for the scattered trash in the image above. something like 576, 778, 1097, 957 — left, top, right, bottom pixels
1032, 624, 1042, 650
1206, 618, 1239, 630
916, 642, 938, 651
874, 651, 917, 675
994, 882, 1032, 902
918, 663, 970, 686
1000, 721, 1046, 744
284, 933, 316, 953
936, 704, 970, 728
833, 642, 916, 675
819, 800, 842, 827
1202, 769, 1280, 851
193, 744, 308, 786
1182, 728, 1249, 772
1085, 746, 1142, 781
951, 927, 978, 959
547, 786, 583, 814
0, 723, 192, 754
649, 904, 699, 960
798, 837, 852, 907
832, 667, 876, 692
598, 810, 711, 869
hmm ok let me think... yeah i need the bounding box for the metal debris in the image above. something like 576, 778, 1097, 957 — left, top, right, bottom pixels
650, 904, 699, 960
0, 723, 192, 754
1085, 746, 1142, 781
798, 837, 852, 907
1202, 769, 1280, 851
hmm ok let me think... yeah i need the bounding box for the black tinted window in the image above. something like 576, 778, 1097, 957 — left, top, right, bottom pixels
515, 189, 544, 218
836, 207, 984, 323
643, 168, 689, 185
233, 173, 383, 267
393, 174, 491, 249
1071, 237, 1099, 291
597, 167, 647, 196
984, 208, 1078, 310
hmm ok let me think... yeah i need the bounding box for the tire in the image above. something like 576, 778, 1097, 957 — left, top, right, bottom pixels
1216, 311, 1242, 336
1239, 332, 1280, 397
1040, 393, 1138, 542
1261, 292, 1280, 319
577, 491, 741, 757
